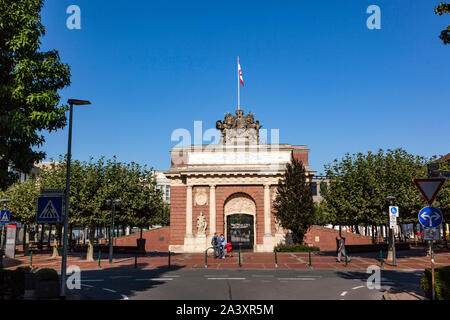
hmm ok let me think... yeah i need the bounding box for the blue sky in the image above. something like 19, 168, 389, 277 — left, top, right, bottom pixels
38, 0, 450, 173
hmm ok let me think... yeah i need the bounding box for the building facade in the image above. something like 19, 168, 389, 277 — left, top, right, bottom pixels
166, 109, 316, 252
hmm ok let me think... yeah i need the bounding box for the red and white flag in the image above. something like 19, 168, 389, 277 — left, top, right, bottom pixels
238, 58, 244, 87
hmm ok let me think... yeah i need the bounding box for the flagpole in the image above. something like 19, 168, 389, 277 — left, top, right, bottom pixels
237, 56, 240, 110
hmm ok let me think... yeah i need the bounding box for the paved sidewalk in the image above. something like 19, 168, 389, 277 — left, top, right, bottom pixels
3, 249, 449, 271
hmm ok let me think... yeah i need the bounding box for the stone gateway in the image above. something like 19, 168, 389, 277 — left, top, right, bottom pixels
166, 109, 314, 252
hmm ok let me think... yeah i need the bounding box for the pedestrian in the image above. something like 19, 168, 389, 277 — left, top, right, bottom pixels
211, 232, 220, 259
219, 234, 226, 259
336, 235, 350, 263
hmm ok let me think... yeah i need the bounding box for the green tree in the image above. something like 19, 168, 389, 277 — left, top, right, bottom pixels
0, 0, 71, 189
435, 2, 450, 44
273, 156, 315, 244
2, 178, 39, 255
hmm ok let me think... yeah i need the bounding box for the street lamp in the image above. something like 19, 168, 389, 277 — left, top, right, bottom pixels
387, 195, 397, 267
0, 198, 11, 268
106, 198, 121, 264
60, 99, 91, 298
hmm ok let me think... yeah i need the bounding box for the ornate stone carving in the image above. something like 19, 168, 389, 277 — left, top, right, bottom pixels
195, 188, 208, 206
216, 109, 261, 145
197, 211, 207, 235
224, 194, 256, 215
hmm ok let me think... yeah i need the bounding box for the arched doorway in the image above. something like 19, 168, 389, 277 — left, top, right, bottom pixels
224, 193, 256, 250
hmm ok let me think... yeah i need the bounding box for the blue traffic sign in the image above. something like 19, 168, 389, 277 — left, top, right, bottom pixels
36, 197, 63, 223
389, 206, 399, 217
418, 207, 443, 229
0, 210, 10, 224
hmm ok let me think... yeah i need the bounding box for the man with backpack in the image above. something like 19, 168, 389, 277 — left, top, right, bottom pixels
211, 232, 220, 259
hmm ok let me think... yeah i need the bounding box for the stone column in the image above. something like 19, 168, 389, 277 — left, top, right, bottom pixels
186, 185, 193, 237
262, 184, 275, 252
264, 184, 271, 236
209, 185, 216, 236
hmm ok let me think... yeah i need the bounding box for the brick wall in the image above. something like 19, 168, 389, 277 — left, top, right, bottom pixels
114, 227, 170, 252
169, 186, 187, 245
303, 226, 373, 251
292, 150, 309, 167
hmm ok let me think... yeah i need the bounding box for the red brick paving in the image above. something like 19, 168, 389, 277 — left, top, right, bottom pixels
4, 249, 449, 272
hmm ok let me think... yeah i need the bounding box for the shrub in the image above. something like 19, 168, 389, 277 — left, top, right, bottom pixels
274, 244, 320, 252
35, 268, 59, 282
422, 266, 450, 300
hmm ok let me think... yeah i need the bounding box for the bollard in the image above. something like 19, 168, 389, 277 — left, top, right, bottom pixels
345, 251, 348, 267
98, 249, 101, 269
274, 249, 278, 268
308, 249, 312, 267
238, 248, 241, 268
134, 254, 138, 269
30, 251, 33, 267
205, 249, 208, 269
380, 250, 383, 268
168, 251, 171, 268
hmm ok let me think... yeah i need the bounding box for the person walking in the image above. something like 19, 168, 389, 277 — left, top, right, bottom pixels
336, 235, 350, 263
211, 232, 220, 259
219, 234, 226, 259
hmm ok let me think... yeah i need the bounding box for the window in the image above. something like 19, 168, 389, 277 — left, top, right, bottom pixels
311, 182, 317, 196
165, 185, 171, 201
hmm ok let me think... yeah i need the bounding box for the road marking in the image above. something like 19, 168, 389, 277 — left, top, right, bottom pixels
121, 294, 129, 300
352, 286, 365, 290
207, 278, 246, 280
251, 275, 274, 277
81, 284, 93, 288
78, 279, 104, 282
103, 288, 117, 293
277, 278, 316, 281
135, 278, 174, 281
340, 291, 348, 296
204, 275, 229, 277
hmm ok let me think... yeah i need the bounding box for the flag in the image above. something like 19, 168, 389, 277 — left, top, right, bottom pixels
238, 58, 244, 87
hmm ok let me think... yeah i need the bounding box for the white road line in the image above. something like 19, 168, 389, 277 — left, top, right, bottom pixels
277, 278, 316, 281
121, 294, 129, 300
340, 291, 348, 296
251, 275, 274, 277
352, 286, 365, 290
204, 275, 229, 277
81, 284, 93, 288
207, 278, 246, 280
103, 288, 117, 293
78, 279, 104, 282
135, 278, 174, 281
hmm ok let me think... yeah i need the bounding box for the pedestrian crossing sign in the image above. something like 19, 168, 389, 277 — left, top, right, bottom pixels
0, 210, 10, 224
36, 197, 63, 224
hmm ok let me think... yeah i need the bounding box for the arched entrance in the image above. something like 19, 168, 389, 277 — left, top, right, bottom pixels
224, 193, 256, 250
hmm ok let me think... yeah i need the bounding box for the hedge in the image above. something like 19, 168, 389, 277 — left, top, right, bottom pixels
422, 265, 450, 300
35, 268, 59, 282
274, 244, 320, 252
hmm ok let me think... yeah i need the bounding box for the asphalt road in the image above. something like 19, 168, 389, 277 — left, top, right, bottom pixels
68, 268, 424, 300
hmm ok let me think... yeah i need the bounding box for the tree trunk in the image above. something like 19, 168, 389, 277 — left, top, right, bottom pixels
23, 224, 29, 256
86, 225, 95, 262
39, 224, 45, 252
355, 225, 360, 235
51, 225, 61, 258
47, 224, 52, 247
140, 227, 143, 239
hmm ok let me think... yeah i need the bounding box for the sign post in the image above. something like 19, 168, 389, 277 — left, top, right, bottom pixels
418, 206, 443, 300
387, 197, 397, 266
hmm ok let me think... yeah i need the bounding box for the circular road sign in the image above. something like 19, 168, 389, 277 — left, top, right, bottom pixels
418, 206, 443, 229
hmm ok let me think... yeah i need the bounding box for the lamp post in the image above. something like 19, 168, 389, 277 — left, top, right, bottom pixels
106, 198, 121, 264
387, 195, 397, 267
60, 99, 91, 298
0, 198, 11, 268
